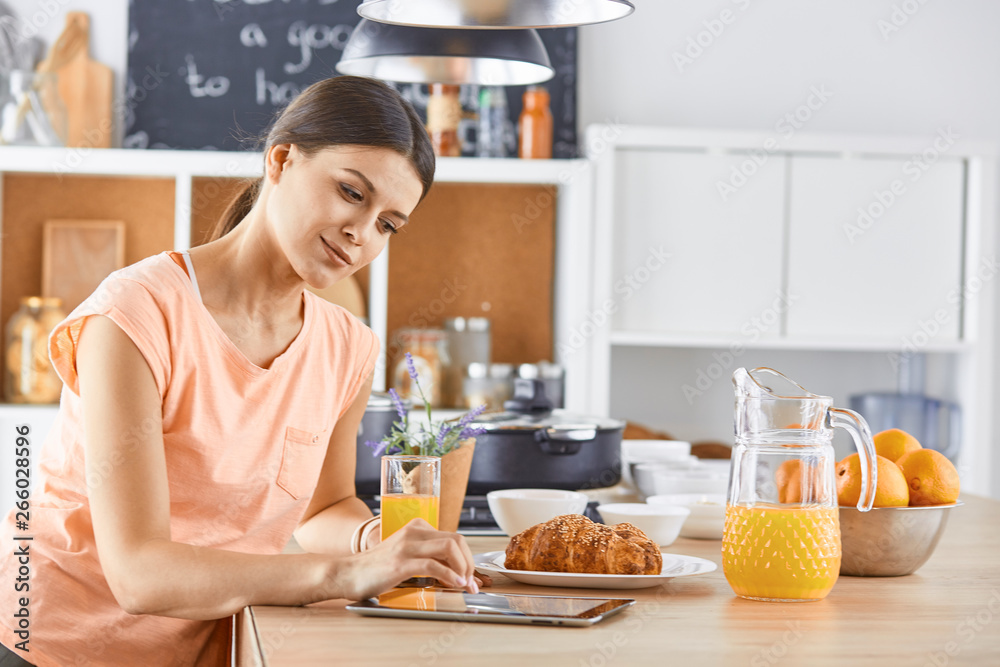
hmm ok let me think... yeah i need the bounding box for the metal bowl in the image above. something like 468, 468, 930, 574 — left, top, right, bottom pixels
839, 502, 962, 577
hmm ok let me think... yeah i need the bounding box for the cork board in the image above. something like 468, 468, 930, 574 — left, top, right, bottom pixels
190, 176, 251, 246
42, 220, 126, 314
386, 182, 556, 381
1, 173, 174, 383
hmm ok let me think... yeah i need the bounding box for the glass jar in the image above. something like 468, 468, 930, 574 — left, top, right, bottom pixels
392, 328, 449, 407
5, 297, 66, 403
0, 70, 68, 147
426, 83, 462, 158
442, 317, 491, 408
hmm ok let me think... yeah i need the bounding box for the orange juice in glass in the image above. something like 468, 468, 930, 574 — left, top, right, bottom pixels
381, 455, 440, 586
381, 493, 440, 536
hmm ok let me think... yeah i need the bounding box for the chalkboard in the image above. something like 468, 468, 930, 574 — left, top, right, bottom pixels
126, 0, 578, 158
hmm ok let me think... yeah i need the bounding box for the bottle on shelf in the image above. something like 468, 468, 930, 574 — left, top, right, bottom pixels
476, 86, 509, 158
426, 83, 462, 157
518, 85, 552, 159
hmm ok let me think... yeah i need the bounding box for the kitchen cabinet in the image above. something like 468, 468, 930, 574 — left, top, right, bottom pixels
610, 150, 787, 337
586, 126, 997, 496
786, 155, 965, 341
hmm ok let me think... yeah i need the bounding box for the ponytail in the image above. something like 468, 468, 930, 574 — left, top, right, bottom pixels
207, 177, 262, 243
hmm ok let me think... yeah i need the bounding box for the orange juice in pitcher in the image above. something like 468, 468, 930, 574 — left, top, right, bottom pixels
722, 503, 841, 601
724, 368, 877, 602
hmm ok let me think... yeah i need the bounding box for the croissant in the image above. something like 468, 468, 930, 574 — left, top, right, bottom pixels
504, 514, 662, 575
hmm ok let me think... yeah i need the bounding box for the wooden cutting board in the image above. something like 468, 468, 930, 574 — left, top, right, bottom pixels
53, 12, 112, 148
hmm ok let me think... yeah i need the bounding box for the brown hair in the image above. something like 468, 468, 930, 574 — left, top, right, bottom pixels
208, 76, 435, 242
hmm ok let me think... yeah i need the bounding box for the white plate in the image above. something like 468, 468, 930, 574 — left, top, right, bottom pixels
473, 551, 717, 590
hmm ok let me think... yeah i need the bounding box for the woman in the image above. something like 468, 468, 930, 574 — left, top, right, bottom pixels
0, 76, 478, 667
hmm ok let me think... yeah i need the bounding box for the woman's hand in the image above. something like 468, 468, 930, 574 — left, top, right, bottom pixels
333, 519, 479, 601
363, 528, 492, 589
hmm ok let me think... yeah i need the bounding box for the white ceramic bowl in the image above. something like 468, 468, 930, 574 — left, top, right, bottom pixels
650, 468, 730, 496
486, 489, 590, 537
631, 460, 702, 500
647, 493, 727, 539
596, 503, 691, 546
620, 440, 692, 489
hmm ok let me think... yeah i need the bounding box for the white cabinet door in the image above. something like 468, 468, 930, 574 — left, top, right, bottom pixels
786, 156, 965, 341
611, 150, 787, 338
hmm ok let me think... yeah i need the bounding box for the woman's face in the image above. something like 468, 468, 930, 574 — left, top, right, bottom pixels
264, 143, 424, 288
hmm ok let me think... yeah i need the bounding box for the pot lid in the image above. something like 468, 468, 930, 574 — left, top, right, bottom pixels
472, 408, 625, 432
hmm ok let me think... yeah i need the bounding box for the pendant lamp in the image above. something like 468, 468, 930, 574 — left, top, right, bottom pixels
357, 0, 635, 29
335, 19, 554, 86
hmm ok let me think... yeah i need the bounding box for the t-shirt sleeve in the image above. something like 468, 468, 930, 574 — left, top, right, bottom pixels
337, 318, 380, 419
49, 276, 171, 398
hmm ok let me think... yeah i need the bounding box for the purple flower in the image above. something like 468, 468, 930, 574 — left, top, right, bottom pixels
365, 439, 388, 458
388, 388, 407, 421
458, 425, 487, 440
405, 352, 419, 380
436, 422, 450, 449
455, 403, 487, 430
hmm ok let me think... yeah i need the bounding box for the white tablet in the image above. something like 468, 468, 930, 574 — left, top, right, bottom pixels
345, 588, 636, 627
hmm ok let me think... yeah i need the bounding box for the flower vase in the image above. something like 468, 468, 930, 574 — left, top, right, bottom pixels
438, 438, 476, 532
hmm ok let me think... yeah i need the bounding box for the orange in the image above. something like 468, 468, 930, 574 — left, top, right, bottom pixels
896, 449, 961, 506
775, 460, 802, 503
873, 428, 922, 462
775, 459, 831, 504
836, 453, 909, 507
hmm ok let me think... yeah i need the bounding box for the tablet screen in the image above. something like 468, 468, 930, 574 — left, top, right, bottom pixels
351, 588, 634, 622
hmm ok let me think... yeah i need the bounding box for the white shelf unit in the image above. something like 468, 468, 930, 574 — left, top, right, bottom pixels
0, 146, 596, 408
585, 126, 998, 497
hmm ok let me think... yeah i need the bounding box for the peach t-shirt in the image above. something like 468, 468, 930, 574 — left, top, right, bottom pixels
0, 252, 378, 666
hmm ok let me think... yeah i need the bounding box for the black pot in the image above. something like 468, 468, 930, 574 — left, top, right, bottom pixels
464, 379, 625, 494
355, 392, 400, 495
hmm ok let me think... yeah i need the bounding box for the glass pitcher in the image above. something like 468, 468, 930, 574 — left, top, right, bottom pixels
722, 367, 877, 602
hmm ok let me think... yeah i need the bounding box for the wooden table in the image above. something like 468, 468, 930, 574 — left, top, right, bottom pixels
237, 495, 1000, 666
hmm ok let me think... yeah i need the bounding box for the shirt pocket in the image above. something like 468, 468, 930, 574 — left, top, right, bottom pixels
276, 426, 328, 500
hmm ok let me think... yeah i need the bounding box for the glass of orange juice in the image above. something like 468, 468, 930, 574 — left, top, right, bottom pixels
381, 455, 440, 586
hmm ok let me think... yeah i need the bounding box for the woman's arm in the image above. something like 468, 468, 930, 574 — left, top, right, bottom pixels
77, 315, 476, 621
293, 374, 380, 556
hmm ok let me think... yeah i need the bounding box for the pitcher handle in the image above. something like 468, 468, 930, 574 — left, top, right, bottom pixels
828, 408, 877, 512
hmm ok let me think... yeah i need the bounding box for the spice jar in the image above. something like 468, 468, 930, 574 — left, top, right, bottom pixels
426, 84, 462, 157
5, 296, 66, 403
392, 328, 449, 407
518, 85, 552, 159
442, 317, 491, 408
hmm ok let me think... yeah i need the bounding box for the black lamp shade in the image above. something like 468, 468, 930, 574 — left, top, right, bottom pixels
357, 0, 635, 29
335, 19, 554, 86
